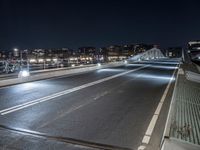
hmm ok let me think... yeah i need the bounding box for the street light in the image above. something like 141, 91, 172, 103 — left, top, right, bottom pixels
14, 48, 18, 52
18, 70, 30, 78
13, 48, 19, 57
14, 48, 22, 70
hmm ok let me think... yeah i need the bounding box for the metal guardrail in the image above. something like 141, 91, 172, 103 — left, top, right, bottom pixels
0, 62, 124, 87
0, 64, 97, 80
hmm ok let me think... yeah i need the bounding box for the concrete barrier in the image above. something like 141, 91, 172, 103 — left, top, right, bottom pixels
0, 62, 124, 87
0, 64, 97, 80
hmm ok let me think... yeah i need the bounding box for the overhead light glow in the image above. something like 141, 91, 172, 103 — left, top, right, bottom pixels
149, 65, 178, 70
139, 74, 174, 81
97, 68, 124, 73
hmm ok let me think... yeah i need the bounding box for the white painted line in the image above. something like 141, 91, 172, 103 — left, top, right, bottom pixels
138, 145, 146, 150
142, 135, 151, 144
160, 90, 169, 103
160, 64, 180, 147
155, 102, 163, 115
0, 65, 149, 115
145, 115, 158, 136
139, 64, 178, 147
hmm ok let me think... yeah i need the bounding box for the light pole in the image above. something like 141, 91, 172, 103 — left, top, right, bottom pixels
13, 48, 19, 58
14, 48, 22, 70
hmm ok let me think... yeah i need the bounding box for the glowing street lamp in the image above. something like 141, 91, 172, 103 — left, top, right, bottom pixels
14, 48, 23, 70
18, 70, 30, 78
14, 48, 18, 51
13, 48, 19, 57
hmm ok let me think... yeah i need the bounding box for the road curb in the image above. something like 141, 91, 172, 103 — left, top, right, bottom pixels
160, 63, 181, 147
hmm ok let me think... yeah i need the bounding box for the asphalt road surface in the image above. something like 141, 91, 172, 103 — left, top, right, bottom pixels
0, 59, 179, 150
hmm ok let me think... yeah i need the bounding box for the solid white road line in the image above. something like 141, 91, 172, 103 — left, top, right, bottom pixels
138, 64, 178, 149
145, 115, 159, 137
160, 64, 181, 147
0, 65, 149, 115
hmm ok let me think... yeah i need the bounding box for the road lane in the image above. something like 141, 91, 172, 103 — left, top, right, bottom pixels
0, 60, 178, 149
0, 65, 148, 115
0, 65, 146, 111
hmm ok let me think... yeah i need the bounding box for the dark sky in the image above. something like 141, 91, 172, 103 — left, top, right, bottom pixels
0, 0, 200, 50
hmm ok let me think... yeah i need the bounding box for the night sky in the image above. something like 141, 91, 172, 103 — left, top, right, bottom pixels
0, 0, 200, 50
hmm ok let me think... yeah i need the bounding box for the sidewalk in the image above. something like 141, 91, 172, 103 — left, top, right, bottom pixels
162, 138, 200, 150
162, 63, 200, 150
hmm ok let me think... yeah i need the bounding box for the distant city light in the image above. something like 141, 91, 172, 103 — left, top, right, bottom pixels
14, 48, 18, 51
70, 58, 78, 61
53, 58, 57, 62
81, 58, 86, 60
46, 58, 51, 62
99, 56, 104, 60
97, 63, 101, 66
38, 59, 44, 63
30, 59, 36, 63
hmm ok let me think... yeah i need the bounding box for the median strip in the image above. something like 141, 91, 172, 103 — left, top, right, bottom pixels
0, 65, 149, 115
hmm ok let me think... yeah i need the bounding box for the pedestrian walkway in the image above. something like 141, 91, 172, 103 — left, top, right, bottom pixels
170, 73, 200, 145
162, 63, 200, 150
162, 138, 200, 150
